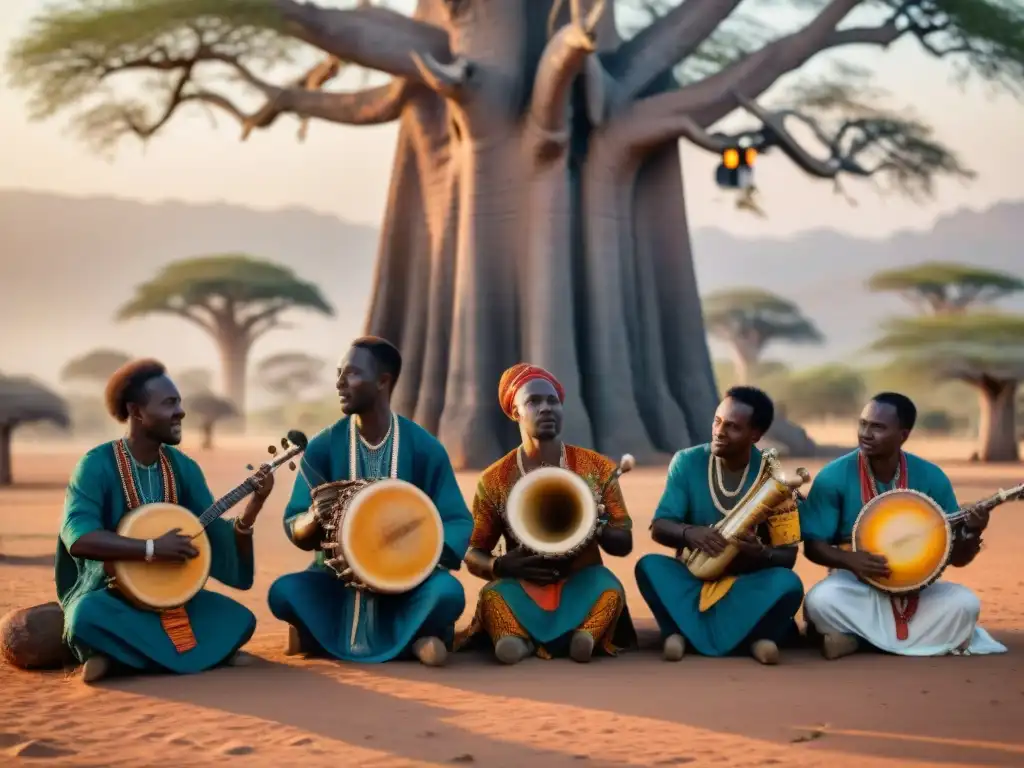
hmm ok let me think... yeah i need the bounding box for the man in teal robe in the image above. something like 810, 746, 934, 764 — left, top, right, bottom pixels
801, 392, 1007, 659
268, 337, 472, 666
635, 387, 805, 664
57, 359, 272, 683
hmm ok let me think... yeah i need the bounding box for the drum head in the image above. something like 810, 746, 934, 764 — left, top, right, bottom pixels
115, 504, 212, 609
853, 488, 952, 593
340, 479, 444, 594
505, 467, 598, 556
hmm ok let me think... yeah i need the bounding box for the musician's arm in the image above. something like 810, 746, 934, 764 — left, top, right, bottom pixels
650, 451, 695, 551
933, 473, 980, 568
465, 480, 503, 580
597, 470, 633, 557
282, 433, 331, 551
62, 453, 149, 561
731, 501, 803, 574
799, 468, 851, 570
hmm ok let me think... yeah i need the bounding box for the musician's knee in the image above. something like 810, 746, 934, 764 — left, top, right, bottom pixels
803, 577, 841, 623
430, 571, 467, 620
267, 573, 304, 618
945, 585, 981, 624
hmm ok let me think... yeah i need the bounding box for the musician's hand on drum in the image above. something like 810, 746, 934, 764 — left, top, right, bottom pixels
684, 526, 728, 556
844, 551, 891, 581
152, 529, 200, 562
732, 531, 766, 558
494, 549, 563, 584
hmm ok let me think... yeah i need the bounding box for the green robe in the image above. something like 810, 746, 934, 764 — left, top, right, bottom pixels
267, 415, 473, 662
55, 443, 256, 673
634, 445, 805, 656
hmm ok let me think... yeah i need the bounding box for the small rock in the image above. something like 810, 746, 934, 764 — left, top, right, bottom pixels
219, 742, 254, 756
6, 740, 75, 758
0, 603, 73, 670
450, 755, 475, 763
289, 737, 314, 747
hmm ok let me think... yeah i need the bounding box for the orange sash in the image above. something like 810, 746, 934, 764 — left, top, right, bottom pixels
111, 442, 198, 654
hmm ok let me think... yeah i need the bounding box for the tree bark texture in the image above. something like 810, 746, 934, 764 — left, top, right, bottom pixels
271, 0, 852, 468
0, 423, 13, 487
976, 378, 1020, 463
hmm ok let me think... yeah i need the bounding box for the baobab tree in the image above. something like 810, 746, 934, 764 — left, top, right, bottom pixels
703, 288, 823, 386
116, 255, 333, 415
8, 0, 1022, 467
256, 352, 327, 402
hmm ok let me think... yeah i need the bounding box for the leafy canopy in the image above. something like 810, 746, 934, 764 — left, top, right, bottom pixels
703, 287, 824, 346
61, 349, 133, 383
117, 254, 333, 333
867, 261, 1024, 312
869, 312, 1024, 383
0, 375, 72, 427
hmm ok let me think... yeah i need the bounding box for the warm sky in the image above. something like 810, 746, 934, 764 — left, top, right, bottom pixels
1, 1, 1021, 239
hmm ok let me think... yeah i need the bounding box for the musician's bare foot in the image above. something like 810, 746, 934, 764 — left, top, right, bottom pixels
226, 651, 255, 667
284, 625, 304, 656
750, 639, 779, 665
663, 633, 686, 662
81, 654, 110, 684
494, 636, 532, 665
822, 632, 859, 660
569, 630, 595, 663
413, 636, 447, 667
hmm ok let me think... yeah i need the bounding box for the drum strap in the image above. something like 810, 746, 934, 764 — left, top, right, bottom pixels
859, 451, 914, 642
112, 442, 198, 654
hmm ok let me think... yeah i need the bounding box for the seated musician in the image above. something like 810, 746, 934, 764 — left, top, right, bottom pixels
58, 359, 272, 684
635, 387, 804, 665
801, 392, 1007, 659
267, 337, 472, 667
457, 363, 637, 664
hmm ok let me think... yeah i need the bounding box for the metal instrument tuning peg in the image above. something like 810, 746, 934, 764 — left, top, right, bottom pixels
267, 445, 278, 455
246, 464, 254, 471
281, 437, 289, 449
288, 461, 297, 470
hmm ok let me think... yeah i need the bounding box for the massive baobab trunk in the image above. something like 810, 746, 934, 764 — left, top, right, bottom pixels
298, 0, 724, 468
267, 0, 881, 468
975, 378, 1020, 463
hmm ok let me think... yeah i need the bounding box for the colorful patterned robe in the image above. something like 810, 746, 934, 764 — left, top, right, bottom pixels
456, 444, 637, 658
634, 444, 805, 656
267, 415, 472, 662
55, 442, 257, 673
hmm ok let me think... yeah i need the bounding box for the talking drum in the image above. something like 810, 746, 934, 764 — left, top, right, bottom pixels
504, 467, 600, 559
852, 488, 953, 594
315, 478, 445, 594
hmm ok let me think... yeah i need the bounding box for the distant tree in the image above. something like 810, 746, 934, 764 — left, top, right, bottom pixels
918, 409, 955, 436
777, 364, 864, 421
703, 289, 823, 386
186, 392, 239, 450
117, 255, 333, 416
0, 376, 70, 486
175, 368, 215, 397
257, 352, 326, 402
870, 313, 1024, 462
867, 262, 1024, 315
60, 349, 132, 386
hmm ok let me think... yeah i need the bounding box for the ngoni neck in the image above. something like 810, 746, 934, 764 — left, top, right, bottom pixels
196, 475, 256, 528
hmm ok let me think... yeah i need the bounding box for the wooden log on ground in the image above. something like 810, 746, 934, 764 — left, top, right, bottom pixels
0, 601, 73, 670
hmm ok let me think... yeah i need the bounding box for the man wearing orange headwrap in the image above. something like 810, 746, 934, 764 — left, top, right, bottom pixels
456, 363, 638, 664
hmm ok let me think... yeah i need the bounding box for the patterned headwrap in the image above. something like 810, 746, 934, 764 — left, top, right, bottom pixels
498, 363, 565, 420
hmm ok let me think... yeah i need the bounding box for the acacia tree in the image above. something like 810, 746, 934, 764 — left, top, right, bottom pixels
257, 352, 327, 402
871, 313, 1024, 462
116, 255, 333, 415
703, 288, 824, 386
186, 392, 239, 449
868, 262, 1024, 315
61, 349, 133, 387
8, 0, 1023, 467
0, 376, 70, 486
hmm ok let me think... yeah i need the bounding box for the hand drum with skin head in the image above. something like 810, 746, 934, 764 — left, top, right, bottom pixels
853, 489, 952, 594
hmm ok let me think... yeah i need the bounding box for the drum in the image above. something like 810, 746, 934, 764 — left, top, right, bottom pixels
852, 488, 953, 594
504, 466, 599, 558
315, 478, 445, 594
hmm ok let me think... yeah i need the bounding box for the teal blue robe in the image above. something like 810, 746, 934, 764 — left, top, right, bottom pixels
798, 449, 958, 544
634, 445, 805, 656
267, 416, 472, 662
55, 443, 257, 673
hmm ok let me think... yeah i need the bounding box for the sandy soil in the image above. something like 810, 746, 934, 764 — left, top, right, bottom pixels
1, 437, 1022, 768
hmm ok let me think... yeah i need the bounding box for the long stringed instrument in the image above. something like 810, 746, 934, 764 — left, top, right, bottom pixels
108, 430, 309, 611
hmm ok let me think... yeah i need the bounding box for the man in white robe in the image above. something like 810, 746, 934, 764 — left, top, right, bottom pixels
800, 392, 1007, 659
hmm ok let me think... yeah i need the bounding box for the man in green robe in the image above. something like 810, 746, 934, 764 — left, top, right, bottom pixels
635, 387, 805, 664
268, 337, 473, 666
57, 359, 273, 684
